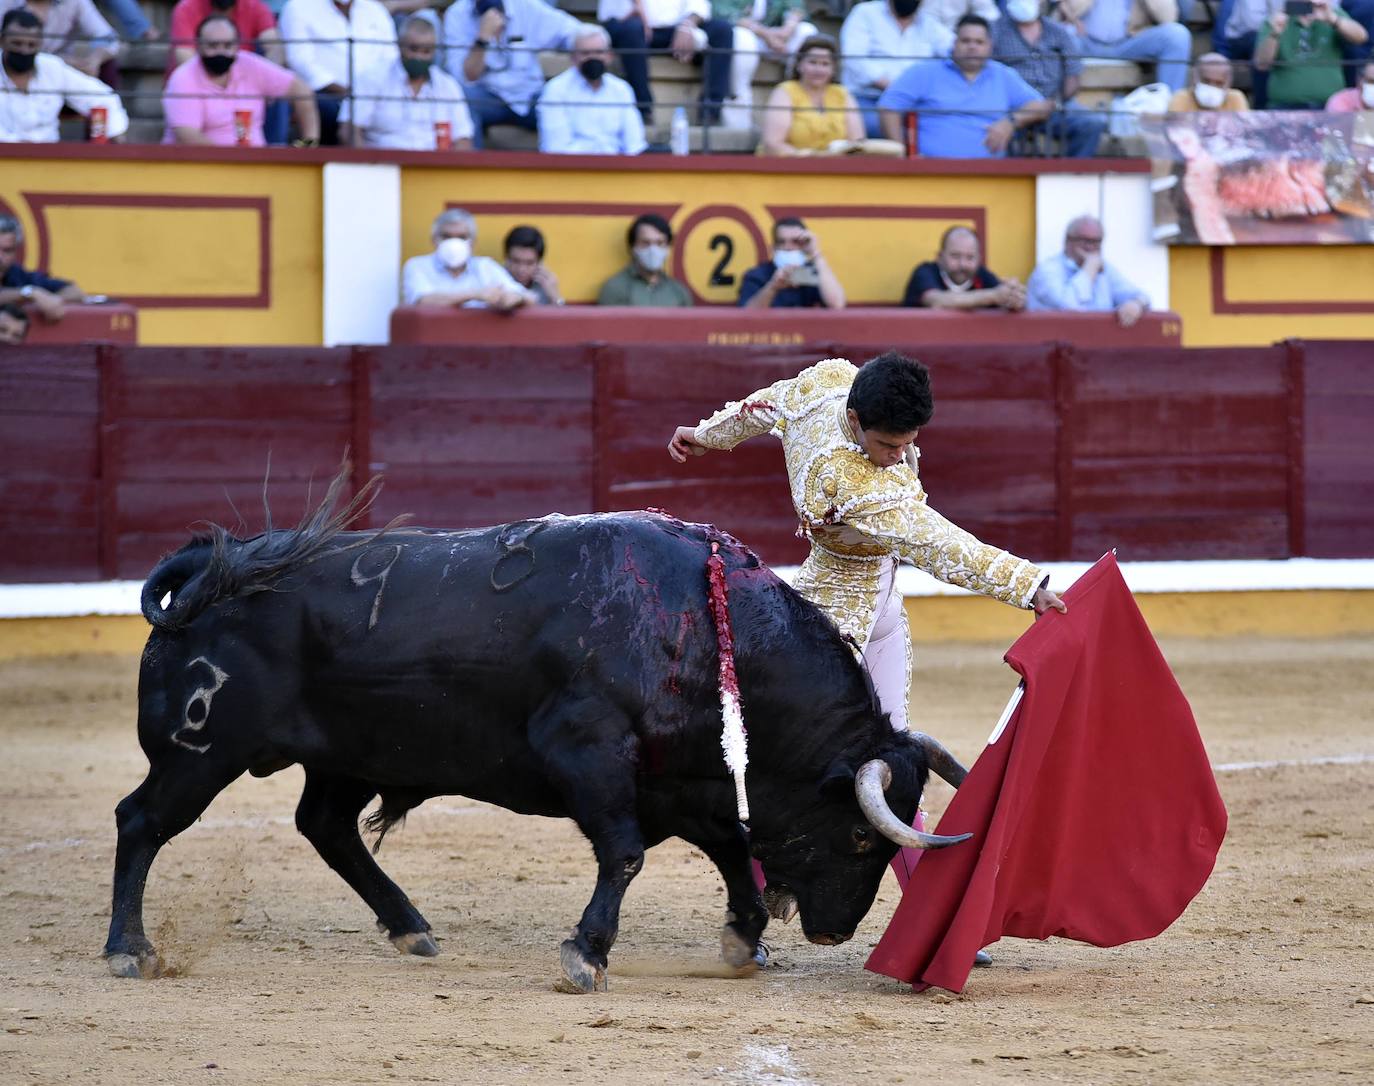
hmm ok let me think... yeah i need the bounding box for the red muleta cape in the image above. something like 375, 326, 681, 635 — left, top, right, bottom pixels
865, 553, 1228, 994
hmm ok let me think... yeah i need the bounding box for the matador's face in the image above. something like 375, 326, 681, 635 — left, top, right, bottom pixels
847, 408, 918, 469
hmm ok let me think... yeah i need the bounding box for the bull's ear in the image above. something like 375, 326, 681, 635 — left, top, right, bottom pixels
818, 759, 857, 799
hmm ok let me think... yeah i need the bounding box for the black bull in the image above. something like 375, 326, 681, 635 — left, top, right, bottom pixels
105, 505, 970, 990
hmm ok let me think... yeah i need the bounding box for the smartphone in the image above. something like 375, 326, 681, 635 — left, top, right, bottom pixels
1284, 1, 1313, 15
789, 264, 820, 287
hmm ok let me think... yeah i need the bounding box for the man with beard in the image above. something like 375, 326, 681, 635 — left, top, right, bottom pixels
902, 226, 1024, 310
0, 8, 126, 143
879, 15, 1051, 157
164, 15, 319, 146
537, 26, 646, 155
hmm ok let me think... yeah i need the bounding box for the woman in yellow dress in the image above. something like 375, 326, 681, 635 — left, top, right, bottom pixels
757, 35, 864, 156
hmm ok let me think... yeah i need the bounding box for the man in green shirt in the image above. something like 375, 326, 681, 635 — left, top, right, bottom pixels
596, 213, 694, 307
1255, 0, 1369, 109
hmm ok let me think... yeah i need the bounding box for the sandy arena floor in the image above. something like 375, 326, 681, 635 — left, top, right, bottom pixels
1, 636, 1372, 1085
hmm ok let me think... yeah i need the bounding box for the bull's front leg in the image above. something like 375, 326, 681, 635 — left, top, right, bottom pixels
556, 830, 645, 994
681, 820, 768, 972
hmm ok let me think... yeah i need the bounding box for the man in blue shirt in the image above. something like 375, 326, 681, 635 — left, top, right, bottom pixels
877, 15, 1052, 158
0, 214, 82, 327
737, 217, 846, 309
1027, 215, 1150, 326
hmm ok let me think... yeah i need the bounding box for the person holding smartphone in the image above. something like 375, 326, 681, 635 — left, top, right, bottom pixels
1255, 0, 1368, 108
737, 217, 846, 309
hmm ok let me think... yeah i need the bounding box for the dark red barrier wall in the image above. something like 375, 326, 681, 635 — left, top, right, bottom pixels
2, 340, 1369, 582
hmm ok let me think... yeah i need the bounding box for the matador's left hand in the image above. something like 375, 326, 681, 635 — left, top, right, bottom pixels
1033, 587, 1068, 616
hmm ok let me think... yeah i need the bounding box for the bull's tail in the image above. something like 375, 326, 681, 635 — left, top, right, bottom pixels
140, 544, 216, 632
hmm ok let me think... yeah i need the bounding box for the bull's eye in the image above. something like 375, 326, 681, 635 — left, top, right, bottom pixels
851, 826, 874, 852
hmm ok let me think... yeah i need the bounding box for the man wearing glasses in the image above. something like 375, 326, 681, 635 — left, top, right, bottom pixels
1026, 214, 1150, 327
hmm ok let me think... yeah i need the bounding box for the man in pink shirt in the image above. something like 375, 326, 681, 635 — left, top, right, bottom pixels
164, 15, 320, 146
1326, 59, 1374, 110
167, 0, 282, 73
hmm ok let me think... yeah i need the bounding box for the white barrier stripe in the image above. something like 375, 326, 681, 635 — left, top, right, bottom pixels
1213, 753, 1374, 773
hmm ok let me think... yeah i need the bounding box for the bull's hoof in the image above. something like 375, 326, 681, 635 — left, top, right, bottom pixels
390, 930, 440, 957
106, 951, 160, 979
555, 938, 607, 994
752, 940, 770, 970
762, 885, 799, 924
720, 925, 762, 972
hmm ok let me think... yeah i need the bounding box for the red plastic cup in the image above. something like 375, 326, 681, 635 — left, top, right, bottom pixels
233, 109, 253, 147
434, 121, 452, 151
89, 106, 108, 144
904, 113, 918, 158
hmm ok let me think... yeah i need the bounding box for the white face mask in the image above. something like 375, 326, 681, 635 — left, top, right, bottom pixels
1362, 82, 1374, 108
1192, 81, 1227, 110
773, 248, 808, 269
636, 243, 668, 272
436, 236, 472, 268
1005, 0, 1040, 23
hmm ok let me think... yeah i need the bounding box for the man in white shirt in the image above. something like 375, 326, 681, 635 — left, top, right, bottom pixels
0, 8, 127, 143
840, 0, 954, 137
444, 0, 583, 149
600, 0, 735, 123
279, 0, 397, 144
537, 26, 647, 154
402, 208, 534, 309
340, 17, 474, 149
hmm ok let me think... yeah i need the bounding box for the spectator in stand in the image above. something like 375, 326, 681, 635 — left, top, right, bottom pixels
0, 301, 27, 343
0, 0, 116, 78
1027, 215, 1150, 326
339, 16, 472, 149
922, 0, 1001, 34
102, 0, 159, 43
0, 9, 128, 142
169, 0, 282, 70
444, 0, 582, 149
841, 0, 953, 137
403, 208, 533, 309
597, 213, 693, 306
280, 0, 396, 144
164, 16, 319, 145
903, 225, 1025, 309
758, 34, 863, 154
1168, 52, 1249, 110
0, 213, 83, 328
991, 0, 1105, 158
1255, 0, 1367, 108
1211, 0, 1275, 105
600, 0, 734, 124
537, 25, 647, 154
878, 15, 1051, 157
738, 216, 845, 308
503, 225, 563, 305
1327, 57, 1374, 107
1057, 0, 1192, 92
715, 0, 818, 129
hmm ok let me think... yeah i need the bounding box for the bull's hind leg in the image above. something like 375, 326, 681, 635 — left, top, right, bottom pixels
105, 757, 243, 977
293, 771, 437, 956
529, 693, 645, 994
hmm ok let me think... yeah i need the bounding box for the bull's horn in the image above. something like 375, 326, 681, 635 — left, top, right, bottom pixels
913, 732, 969, 789
854, 760, 973, 850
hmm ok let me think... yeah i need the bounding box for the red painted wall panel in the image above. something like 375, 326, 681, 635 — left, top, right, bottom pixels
1302, 340, 1374, 557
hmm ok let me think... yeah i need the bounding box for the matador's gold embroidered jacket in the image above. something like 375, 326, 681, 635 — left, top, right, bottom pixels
692, 358, 1045, 650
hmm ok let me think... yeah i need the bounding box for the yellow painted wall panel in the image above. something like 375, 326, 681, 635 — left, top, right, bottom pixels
1220, 246, 1374, 304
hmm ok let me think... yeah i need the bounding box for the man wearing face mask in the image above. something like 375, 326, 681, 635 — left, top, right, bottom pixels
280, 0, 397, 145
168, 0, 282, 72
164, 16, 319, 146
0, 8, 127, 143
339, 17, 474, 149
597, 213, 694, 307
1326, 58, 1374, 108
537, 26, 646, 155
990, 0, 1106, 158
840, 0, 956, 138
737, 217, 845, 309
403, 208, 533, 310
1167, 52, 1249, 110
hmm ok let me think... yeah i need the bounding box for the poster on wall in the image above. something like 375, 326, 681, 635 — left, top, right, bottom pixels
1143, 111, 1374, 245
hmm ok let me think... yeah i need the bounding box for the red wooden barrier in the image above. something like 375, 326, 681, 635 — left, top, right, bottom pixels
390, 306, 1184, 350
2, 340, 1371, 583
21, 304, 138, 345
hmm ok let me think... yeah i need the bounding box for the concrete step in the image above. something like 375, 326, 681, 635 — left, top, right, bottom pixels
1078, 58, 1145, 91
644, 123, 757, 152
122, 70, 166, 119
126, 117, 165, 144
